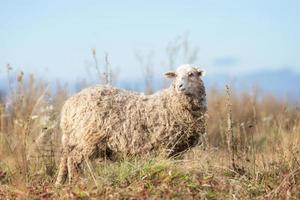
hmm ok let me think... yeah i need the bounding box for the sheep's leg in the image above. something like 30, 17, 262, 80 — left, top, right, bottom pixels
66, 132, 107, 184
55, 156, 68, 185
67, 147, 85, 184
67, 141, 103, 184
56, 133, 71, 185
67, 156, 78, 184
55, 155, 68, 185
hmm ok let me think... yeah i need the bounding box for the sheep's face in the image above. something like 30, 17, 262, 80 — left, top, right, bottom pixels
164, 64, 205, 96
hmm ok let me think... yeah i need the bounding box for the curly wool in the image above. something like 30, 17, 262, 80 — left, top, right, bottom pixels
56, 78, 207, 184
63, 84, 206, 156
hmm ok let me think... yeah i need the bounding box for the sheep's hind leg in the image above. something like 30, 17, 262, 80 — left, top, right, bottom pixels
66, 140, 103, 184
67, 151, 83, 184
55, 155, 68, 185
67, 156, 75, 184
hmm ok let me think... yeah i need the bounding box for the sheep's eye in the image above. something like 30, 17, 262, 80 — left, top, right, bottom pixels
188, 72, 193, 77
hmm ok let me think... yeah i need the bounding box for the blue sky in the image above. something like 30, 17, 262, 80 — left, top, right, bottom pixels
1, 0, 300, 82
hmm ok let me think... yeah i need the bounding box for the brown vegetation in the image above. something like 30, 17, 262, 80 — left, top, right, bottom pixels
0, 65, 299, 199
0, 37, 299, 198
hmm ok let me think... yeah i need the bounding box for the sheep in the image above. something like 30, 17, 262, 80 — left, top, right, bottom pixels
55, 64, 207, 185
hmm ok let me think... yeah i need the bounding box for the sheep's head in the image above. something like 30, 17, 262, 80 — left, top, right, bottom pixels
164, 64, 205, 96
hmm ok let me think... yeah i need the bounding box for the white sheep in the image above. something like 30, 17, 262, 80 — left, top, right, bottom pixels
55, 64, 207, 185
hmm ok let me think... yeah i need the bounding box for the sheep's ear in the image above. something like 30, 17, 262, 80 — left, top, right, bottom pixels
164, 71, 177, 79
196, 68, 206, 77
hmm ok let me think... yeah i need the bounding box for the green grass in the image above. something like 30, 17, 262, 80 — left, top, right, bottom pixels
1, 147, 299, 199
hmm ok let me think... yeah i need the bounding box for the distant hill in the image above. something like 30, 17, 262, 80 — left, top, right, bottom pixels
204, 69, 300, 101
1, 69, 299, 102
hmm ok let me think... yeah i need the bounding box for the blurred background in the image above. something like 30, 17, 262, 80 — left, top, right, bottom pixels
1, 0, 300, 99
0, 2, 300, 197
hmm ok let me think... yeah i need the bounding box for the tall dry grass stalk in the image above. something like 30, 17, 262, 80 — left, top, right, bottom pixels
165, 33, 198, 70
225, 85, 236, 170
91, 49, 117, 86
135, 51, 155, 94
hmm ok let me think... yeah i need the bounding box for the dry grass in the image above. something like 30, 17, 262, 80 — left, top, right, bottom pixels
0, 67, 299, 199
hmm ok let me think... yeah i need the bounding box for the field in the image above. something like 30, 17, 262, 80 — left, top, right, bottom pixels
0, 63, 299, 199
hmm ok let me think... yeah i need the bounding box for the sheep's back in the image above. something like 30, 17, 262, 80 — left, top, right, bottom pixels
60, 85, 141, 147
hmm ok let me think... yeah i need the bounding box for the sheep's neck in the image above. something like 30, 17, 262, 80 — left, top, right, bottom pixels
168, 89, 206, 117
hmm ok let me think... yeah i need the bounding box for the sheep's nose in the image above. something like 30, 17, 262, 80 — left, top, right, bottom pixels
178, 84, 185, 90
